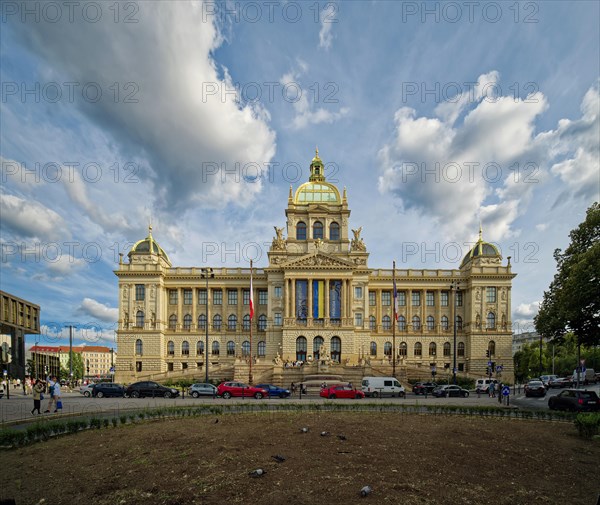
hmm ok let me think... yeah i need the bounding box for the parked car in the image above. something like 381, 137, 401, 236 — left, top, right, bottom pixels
188, 383, 218, 398
475, 378, 499, 394
125, 381, 180, 398
539, 375, 559, 389
362, 377, 406, 398
548, 377, 571, 388
432, 385, 470, 398
216, 382, 268, 399
92, 382, 125, 398
524, 380, 546, 397
320, 385, 365, 399
255, 384, 291, 398
412, 382, 438, 395
548, 389, 600, 412
79, 383, 96, 397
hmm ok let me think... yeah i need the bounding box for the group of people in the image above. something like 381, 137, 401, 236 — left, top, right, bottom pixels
284, 360, 304, 368
31, 376, 62, 415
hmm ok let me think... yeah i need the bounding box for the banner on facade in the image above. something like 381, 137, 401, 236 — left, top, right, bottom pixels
329, 280, 342, 319
313, 280, 325, 318
296, 280, 308, 319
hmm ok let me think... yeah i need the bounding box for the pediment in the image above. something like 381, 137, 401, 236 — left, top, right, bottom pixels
282, 252, 355, 269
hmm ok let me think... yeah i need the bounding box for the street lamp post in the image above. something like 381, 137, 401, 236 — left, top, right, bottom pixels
450, 280, 460, 385
201, 268, 214, 384
110, 347, 114, 382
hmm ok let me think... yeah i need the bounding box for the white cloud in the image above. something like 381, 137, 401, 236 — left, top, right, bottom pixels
0, 193, 65, 241
318, 3, 336, 50
77, 298, 118, 324
46, 255, 87, 276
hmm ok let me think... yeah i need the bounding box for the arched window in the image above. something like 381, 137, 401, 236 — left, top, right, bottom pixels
487, 312, 496, 329
458, 342, 465, 357
414, 342, 422, 356
296, 221, 307, 240
384, 341, 392, 356
169, 315, 177, 330
167, 341, 174, 355
258, 314, 267, 331
399, 342, 407, 356
182, 341, 189, 355
313, 336, 324, 359
329, 222, 340, 240
257, 341, 266, 357
211, 341, 220, 356
456, 316, 463, 331
296, 336, 307, 361
443, 342, 451, 357
412, 316, 421, 331
488, 340, 496, 357
382, 315, 391, 330
213, 314, 222, 330
429, 342, 437, 356
313, 220, 324, 239
227, 341, 235, 356
441, 315, 449, 331
198, 314, 207, 329
228, 314, 237, 331
331, 336, 341, 363
370, 341, 377, 356
398, 316, 406, 331
135, 339, 143, 355
136, 310, 144, 328
241, 340, 249, 356
183, 314, 192, 330
243, 314, 251, 330
196, 341, 204, 355
369, 315, 376, 330
427, 316, 435, 331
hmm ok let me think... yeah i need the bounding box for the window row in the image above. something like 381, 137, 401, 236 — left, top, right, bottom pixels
369, 341, 466, 357
296, 221, 340, 240
375, 290, 464, 307
295, 336, 341, 362
166, 313, 272, 331
134, 339, 268, 357
166, 289, 270, 306
364, 315, 463, 331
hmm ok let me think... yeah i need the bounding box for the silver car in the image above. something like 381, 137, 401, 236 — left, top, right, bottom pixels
79, 383, 95, 397
188, 383, 217, 398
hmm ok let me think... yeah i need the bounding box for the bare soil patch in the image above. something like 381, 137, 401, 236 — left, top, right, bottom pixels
2, 412, 598, 505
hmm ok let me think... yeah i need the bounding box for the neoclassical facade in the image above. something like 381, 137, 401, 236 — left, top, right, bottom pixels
115, 151, 516, 384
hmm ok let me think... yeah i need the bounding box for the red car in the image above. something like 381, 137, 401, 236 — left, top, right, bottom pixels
216, 381, 268, 399
320, 385, 365, 399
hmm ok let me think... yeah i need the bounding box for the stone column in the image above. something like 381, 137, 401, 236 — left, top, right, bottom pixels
308, 279, 313, 320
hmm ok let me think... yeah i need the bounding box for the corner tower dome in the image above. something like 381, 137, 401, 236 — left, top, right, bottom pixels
129, 225, 171, 263
294, 148, 341, 204
460, 226, 501, 267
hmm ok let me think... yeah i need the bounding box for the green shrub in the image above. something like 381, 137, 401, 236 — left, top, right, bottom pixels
574, 413, 600, 439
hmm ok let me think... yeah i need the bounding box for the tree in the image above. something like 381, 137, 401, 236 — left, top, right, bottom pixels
60, 353, 84, 381
535, 202, 600, 347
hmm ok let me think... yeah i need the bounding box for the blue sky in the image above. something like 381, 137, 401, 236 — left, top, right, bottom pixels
1, 0, 598, 348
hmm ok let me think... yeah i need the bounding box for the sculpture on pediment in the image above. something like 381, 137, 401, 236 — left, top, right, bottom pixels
351, 227, 366, 252
272, 226, 287, 251
314, 238, 323, 251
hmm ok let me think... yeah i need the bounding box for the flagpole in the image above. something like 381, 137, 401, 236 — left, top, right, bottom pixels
249, 259, 253, 385
392, 260, 396, 378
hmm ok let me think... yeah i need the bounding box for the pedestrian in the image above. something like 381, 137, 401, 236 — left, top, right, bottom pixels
290, 382, 296, 394
31, 379, 44, 415
489, 383, 495, 398
44, 375, 61, 413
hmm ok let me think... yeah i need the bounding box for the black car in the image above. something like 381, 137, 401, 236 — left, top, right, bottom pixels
412, 382, 438, 395
524, 380, 546, 397
92, 382, 125, 398
432, 385, 470, 398
548, 389, 600, 412
125, 381, 180, 398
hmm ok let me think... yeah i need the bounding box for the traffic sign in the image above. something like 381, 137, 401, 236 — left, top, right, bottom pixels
502, 386, 510, 396
487, 361, 492, 367
496, 365, 503, 372
110, 367, 115, 373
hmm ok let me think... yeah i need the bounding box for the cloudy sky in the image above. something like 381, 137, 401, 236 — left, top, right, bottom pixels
1, 0, 598, 348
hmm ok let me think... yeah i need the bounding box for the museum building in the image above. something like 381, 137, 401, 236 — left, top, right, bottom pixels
114, 150, 516, 384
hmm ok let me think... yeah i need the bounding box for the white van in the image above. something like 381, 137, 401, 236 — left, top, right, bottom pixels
475, 378, 498, 393
572, 368, 597, 385
361, 377, 405, 398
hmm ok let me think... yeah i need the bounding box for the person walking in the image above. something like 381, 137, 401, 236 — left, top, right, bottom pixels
31, 379, 44, 415
44, 375, 60, 413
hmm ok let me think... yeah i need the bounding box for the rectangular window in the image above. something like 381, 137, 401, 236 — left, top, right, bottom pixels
486, 287, 496, 303
382, 291, 391, 306
213, 289, 222, 305
274, 286, 282, 298
259, 289, 268, 305
369, 291, 376, 306
197, 289, 207, 306
274, 313, 282, 326
183, 289, 193, 305
169, 290, 178, 305
458, 363, 464, 372
355, 313, 363, 327
457, 292, 463, 307
136, 361, 142, 372
426, 291, 434, 306
354, 286, 363, 299
398, 291, 406, 306
135, 284, 145, 301
412, 292, 421, 306
228, 289, 238, 305
441, 291, 449, 307
243, 289, 250, 305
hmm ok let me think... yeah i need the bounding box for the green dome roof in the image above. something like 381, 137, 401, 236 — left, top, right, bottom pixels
294, 181, 341, 204
129, 227, 171, 262
460, 230, 500, 267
